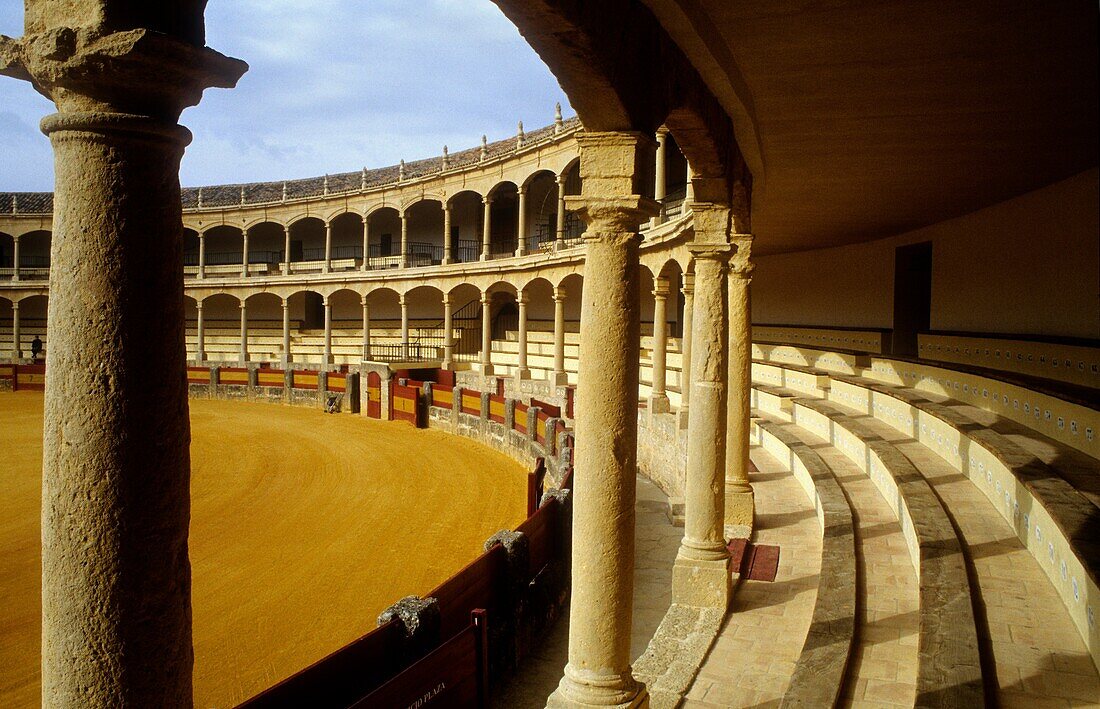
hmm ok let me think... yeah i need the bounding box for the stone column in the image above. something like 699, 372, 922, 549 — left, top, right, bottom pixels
195, 300, 206, 362
11, 301, 21, 359
480, 290, 494, 374
282, 224, 291, 275
400, 210, 409, 268
11, 234, 20, 282
516, 290, 530, 379
481, 196, 492, 260
678, 273, 695, 429
442, 293, 453, 369
398, 293, 410, 360
673, 203, 732, 609
552, 287, 567, 386
648, 277, 670, 413
442, 202, 454, 265
323, 296, 333, 365
239, 300, 249, 365
367, 292, 376, 360
515, 185, 528, 256
197, 231, 206, 279
241, 226, 249, 278
652, 128, 668, 228
555, 174, 567, 250
323, 220, 333, 273
549, 131, 659, 709
685, 165, 695, 203
361, 215, 369, 271
1, 12, 246, 704
281, 298, 291, 366
726, 233, 755, 529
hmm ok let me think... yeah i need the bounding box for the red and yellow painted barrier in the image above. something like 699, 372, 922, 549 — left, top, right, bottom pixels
256, 369, 285, 388
292, 369, 320, 391
391, 382, 421, 426
513, 402, 528, 434
219, 367, 249, 385
532, 398, 561, 418
186, 366, 209, 385
0, 364, 15, 386
432, 383, 454, 409
328, 372, 347, 393
366, 371, 382, 419
461, 389, 482, 417
488, 394, 506, 424
13, 364, 46, 391
535, 409, 549, 445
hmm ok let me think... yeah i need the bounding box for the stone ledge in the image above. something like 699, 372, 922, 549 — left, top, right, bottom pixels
633, 604, 727, 709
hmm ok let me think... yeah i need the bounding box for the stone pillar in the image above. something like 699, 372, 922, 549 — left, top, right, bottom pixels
281, 298, 291, 365
195, 300, 206, 362
11, 234, 20, 282
323, 220, 333, 273
552, 287, 567, 386
400, 293, 410, 359
481, 196, 492, 260
652, 128, 668, 228
678, 273, 695, 429
549, 131, 659, 709
361, 215, 369, 271
726, 233, 755, 529
516, 290, 530, 379
239, 300, 249, 365
442, 202, 454, 265
197, 231, 206, 279
282, 224, 291, 275
442, 293, 453, 369
648, 277, 670, 413
555, 174, 567, 250
480, 290, 494, 374
2, 12, 247, 704
241, 226, 249, 278
685, 165, 695, 203
361, 296, 371, 361
673, 203, 732, 609
515, 185, 528, 256
11, 301, 21, 359
323, 297, 333, 365
400, 210, 409, 268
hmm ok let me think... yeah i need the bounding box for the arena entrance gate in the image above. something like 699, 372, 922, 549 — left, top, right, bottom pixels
366, 371, 382, 419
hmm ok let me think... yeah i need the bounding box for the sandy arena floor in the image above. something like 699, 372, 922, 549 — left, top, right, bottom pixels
0, 392, 527, 708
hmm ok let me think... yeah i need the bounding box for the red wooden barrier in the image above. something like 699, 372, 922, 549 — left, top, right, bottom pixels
186, 366, 209, 385
460, 388, 482, 416
431, 382, 454, 409
516, 498, 557, 577
391, 382, 421, 426
565, 386, 575, 419
531, 398, 561, 418
535, 409, 549, 445
239, 620, 406, 708
366, 371, 381, 419
427, 544, 507, 641
327, 372, 347, 393
218, 366, 249, 386
436, 369, 456, 388
255, 368, 284, 388
355, 610, 488, 709
14, 363, 45, 391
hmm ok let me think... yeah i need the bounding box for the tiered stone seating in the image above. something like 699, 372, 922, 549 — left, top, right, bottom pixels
0, 319, 47, 360
746, 344, 1100, 702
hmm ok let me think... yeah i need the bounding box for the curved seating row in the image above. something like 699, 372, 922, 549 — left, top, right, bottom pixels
750, 350, 1100, 672
750, 414, 857, 708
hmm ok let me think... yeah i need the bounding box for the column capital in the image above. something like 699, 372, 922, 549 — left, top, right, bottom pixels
552, 287, 566, 303
11, 301, 19, 311
239, 301, 247, 311
360, 294, 368, 306
652, 277, 671, 299
1, 26, 246, 120
730, 234, 755, 278
517, 184, 527, 196
441, 292, 451, 306
194, 300, 203, 311
480, 291, 492, 305
682, 272, 695, 294
516, 290, 529, 305
398, 293, 407, 306
281, 299, 289, 309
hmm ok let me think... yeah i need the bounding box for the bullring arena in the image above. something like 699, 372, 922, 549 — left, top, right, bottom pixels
0, 392, 527, 707
1, 2, 1099, 708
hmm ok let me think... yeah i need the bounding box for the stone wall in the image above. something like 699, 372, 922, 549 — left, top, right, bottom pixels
636, 410, 687, 525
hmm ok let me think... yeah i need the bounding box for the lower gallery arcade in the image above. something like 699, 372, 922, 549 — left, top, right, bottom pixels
0, 1, 1097, 708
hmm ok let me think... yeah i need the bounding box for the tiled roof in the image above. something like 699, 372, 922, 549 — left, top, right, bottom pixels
2, 117, 581, 215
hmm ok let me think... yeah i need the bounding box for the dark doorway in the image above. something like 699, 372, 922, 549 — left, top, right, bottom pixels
892, 242, 933, 356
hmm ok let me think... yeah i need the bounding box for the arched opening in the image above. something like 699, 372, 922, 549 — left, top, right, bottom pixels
288, 217, 325, 272
198, 293, 242, 363
18, 230, 52, 279
487, 181, 519, 258
522, 170, 558, 253
243, 292, 284, 364
365, 207, 401, 269
202, 225, 245, 275
403, 285, 445, 360
447, 283, 483, 363
447, 191, 483, 263
559, 159, 583, 246
183, 229, 200, 275
329, 213, 364, 271
404, 201, 445, 267
246, 222, 286, 273
16, 295, 49, 361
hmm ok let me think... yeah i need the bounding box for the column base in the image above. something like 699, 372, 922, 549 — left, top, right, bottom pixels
442, 258, 454, 265
553, 240, 565, 253
442, 360, 453, 371
480, 254, 490, 262
676, 407, 690, 430
514, 249, 527, 258
479, 363, 495, 376
647, 394, 670, 415
547, 671, 649, 709
724, 484, 755, 529
549, 371, 569, 386
671, 552, 731, 609
515, 368, 531, 381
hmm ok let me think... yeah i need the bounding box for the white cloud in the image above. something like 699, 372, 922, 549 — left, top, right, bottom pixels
0, 1, 574, 191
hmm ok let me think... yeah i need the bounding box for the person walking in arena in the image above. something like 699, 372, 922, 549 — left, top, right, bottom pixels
30, 335, 42, 361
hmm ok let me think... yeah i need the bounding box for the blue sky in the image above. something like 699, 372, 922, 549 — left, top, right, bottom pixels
0, 0, 573, 191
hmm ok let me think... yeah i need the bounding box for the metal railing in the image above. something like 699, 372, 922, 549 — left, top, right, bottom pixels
367, 342, 442, 362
